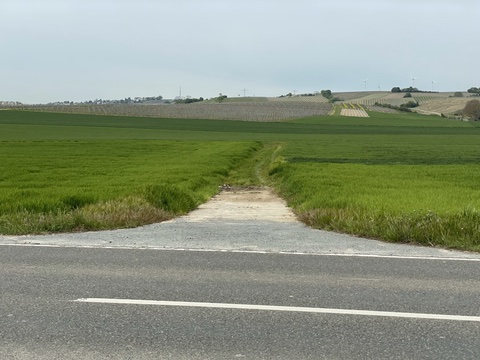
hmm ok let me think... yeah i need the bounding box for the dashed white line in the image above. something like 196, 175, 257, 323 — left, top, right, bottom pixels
73, 298, 480, 323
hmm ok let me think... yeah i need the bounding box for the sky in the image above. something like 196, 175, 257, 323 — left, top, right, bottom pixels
1, 0, 479, 104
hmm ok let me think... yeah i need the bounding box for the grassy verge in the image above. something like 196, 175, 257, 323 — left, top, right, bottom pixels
299, 207, 480, 251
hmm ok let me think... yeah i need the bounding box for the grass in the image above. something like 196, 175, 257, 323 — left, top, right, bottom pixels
271, 113, 480, 251
1, 109, 480, 252
0, 139, 259, 234
271, 163, 480, 251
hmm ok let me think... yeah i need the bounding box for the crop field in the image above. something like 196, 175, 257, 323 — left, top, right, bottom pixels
333, 92, 380, 101
339, 103, 369, 117
0, 114, 260, 234
334, 92, 405, 106
415, 97, 476, 116
268, 95, 330, 103
15, 91, 472, 121
412, 92, 468, 102
335, 92, 474, 114
1, 110, 480, 251
19, 100, 332, 122
213, 97, 269, 103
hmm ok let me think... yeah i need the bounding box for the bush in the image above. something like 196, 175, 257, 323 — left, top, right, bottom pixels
467, 87, 480, 95
454, 92, 464, 98
403, 92, 412, 98
175, 97, 204, 104
321, 89, 333, 99
400, 101, 419, 109
402, 87, 420, 93
463, 100, 480, 121
375, 102, 416, 112
215, 95, 228, 102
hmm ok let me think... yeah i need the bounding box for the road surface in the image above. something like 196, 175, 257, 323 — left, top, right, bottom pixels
1, 246, 479, 359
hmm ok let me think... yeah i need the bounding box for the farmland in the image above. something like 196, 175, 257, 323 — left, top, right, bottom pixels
332, 91, 475, 116
11, 91, 476, 120
0, 138, 259, 234
337, 92, 410, 106
339, 103, 369, 117
1, 109, 480, 251
17, 100, 332, 122
415, 97, 476, 116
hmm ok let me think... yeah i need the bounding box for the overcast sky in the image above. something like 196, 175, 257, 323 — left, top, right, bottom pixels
2, 0, 479, 103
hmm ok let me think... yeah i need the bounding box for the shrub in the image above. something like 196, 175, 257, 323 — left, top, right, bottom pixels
375, 102, 416, 112
453, 92, 464, 98
467, 87, 480, 95
463, 100, 480, 121
175, 97, 204, 104
321, 89, 333, 99
401, 87, 420, 93
401, 101, 419, 109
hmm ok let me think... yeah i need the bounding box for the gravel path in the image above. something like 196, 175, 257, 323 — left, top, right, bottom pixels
1, 187, 479, 260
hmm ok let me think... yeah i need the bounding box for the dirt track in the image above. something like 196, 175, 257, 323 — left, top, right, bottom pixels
176, 187, 297, 222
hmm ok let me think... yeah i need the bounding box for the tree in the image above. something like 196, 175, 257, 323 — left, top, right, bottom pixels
391, 87, 401, 93
401, 86, 419, 93
463, 100, 480, 121
216, 94, 228, 102
467, 87, 480, 94
320, 89, 332, 99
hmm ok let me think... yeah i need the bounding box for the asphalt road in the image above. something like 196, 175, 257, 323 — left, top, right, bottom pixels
1, 246, 479, 359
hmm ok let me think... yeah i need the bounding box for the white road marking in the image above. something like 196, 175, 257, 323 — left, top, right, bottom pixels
73, 298, 480, 323
1, 243, 480, 261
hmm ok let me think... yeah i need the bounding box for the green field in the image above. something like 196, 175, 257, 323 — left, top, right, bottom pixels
0, 115, 259, 233
1, 110, 480, 251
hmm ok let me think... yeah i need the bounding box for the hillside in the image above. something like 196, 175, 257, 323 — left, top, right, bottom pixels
5, 91, 477, 120
332, 91, 475, 116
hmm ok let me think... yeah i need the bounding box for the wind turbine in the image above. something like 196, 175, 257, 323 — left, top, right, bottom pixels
431, 80, 436, 92
363, 79, 368, 91
411, 76, 418, 88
